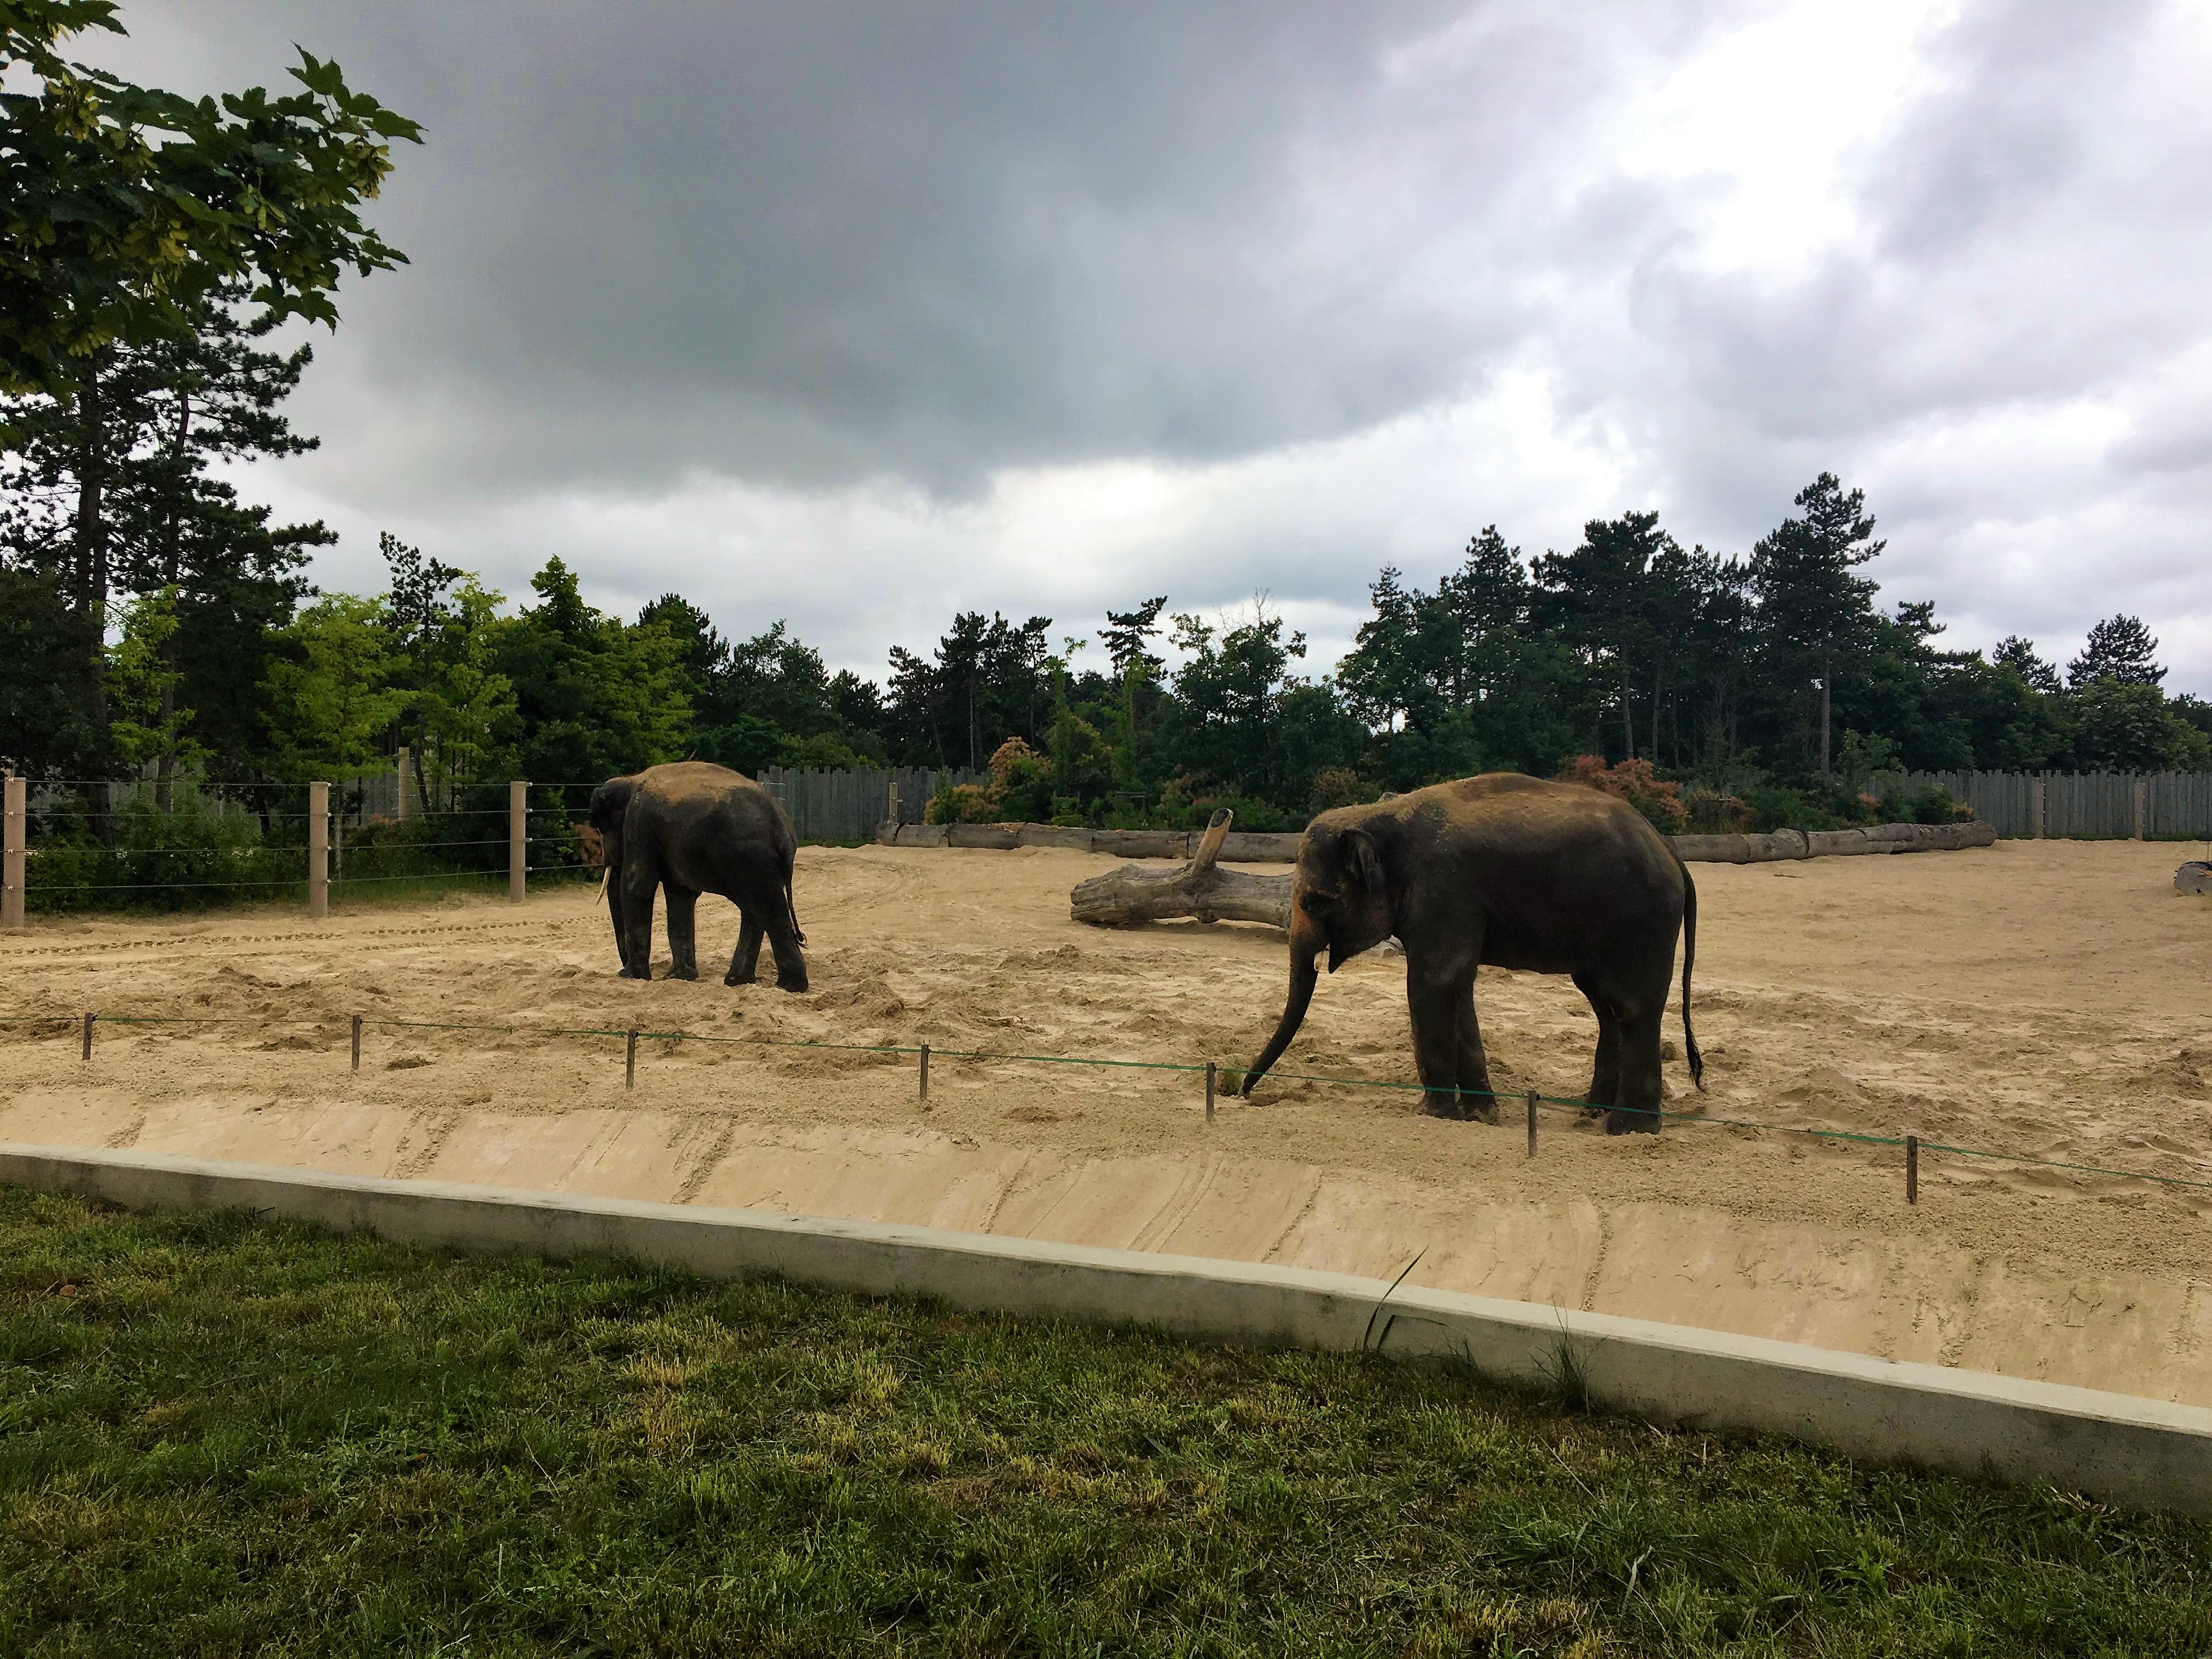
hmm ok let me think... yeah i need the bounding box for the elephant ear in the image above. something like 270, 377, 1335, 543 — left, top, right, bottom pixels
1345, 828, 1386, 895
588, 777, 636, 834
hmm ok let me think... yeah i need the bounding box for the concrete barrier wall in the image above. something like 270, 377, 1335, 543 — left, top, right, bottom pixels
882, 819, 1997, 865
5, 1141, 2208, 1517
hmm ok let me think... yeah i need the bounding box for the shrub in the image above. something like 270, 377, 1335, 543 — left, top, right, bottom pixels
1555, 755, 1686, 832
1743, 785, 1842, 834
1308, 766, 1381, 814
924, 783, 998, 825
1681, 791, 1753, 834
27, 797, 292, 913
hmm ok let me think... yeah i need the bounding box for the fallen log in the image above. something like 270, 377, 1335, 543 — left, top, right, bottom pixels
1069, 812, 2000, 929
2179, 861, 2212, 896
1068, 809, 1293, 929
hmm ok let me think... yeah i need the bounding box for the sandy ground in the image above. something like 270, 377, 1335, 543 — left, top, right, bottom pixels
4, 840, 2210, 1403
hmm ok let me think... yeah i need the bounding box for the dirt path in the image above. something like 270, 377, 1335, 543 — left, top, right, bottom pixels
4, 840, 2209, 1402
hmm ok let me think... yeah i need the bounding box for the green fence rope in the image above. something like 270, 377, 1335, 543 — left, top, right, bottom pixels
16, 1003, 2212, 1197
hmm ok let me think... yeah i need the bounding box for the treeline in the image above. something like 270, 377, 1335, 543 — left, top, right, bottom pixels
5, 461, 2209, 839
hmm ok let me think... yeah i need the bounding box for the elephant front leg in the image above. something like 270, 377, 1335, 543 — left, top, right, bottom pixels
1406, 964, 1472, 1120
1454, 986, 1500, 1124
725, 910, 764, 986
663, 885, 700, 980
618, 867, 659, 980
606, 865, 638, 977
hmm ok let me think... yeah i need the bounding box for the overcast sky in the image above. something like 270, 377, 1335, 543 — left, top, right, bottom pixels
93, 1, 2212, 692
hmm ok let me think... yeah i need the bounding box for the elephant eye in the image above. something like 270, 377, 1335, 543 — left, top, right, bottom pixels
1301, 891, 1338, 915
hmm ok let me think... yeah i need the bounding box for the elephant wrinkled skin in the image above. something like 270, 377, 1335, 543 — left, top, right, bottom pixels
588, 762, 809, 992
1243, 774, 1700, 1133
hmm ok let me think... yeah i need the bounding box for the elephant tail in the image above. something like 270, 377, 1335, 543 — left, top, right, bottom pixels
1679, 859, 1703, 1091
784, 865, 808, 948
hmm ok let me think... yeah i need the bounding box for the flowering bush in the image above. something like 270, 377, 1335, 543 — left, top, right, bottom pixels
1555, 755, 1687, 833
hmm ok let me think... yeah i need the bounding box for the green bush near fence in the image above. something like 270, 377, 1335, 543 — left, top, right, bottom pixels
25, 798, 301, 913
23, 789, 595, 914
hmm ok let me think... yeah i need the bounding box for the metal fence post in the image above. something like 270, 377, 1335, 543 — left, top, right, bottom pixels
2, 774, 24, 930
510, 780, 528, 903
308, 781, 329, 919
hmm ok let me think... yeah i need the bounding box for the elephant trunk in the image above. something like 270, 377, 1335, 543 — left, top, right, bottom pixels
1243, 936, 1321, 1096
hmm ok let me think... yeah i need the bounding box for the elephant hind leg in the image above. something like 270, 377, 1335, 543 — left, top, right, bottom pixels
737, 873, 808, 992
1572, 972, 1622, 1119
725, 910, 765, 986
1604, 1003, 1666, 1136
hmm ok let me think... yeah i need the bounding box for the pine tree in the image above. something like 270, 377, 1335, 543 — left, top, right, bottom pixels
2066, 615, 2164, 689
1748, 473, 1884, 783
1993, 635, 2062, 695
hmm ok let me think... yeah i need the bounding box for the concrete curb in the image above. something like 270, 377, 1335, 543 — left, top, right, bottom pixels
6, 1141, 2208, 1516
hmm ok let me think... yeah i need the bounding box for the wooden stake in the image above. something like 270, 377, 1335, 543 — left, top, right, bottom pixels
625, 1028, 639, 1090
1906, 1134, 1919, 1205
919, 1042, 930, 1104
1206, 1062, 1216, 1124
351, 1014, 362, 1072
81, 1011, 93, 1062
1526, 1090, 1538, 1157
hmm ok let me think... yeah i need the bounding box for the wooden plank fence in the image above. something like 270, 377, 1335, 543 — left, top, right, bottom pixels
1893, 771, 2212, 839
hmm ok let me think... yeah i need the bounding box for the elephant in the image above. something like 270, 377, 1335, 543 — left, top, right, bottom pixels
1242, 774, 1700, 1133
588, 761, 809, 991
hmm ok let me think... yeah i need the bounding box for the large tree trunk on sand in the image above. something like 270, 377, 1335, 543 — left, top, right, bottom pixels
1069, 809, 1293, 928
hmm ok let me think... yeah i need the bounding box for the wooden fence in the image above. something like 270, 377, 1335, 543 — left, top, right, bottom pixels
754, 766, 987, 844
1893, 771, 2212, 839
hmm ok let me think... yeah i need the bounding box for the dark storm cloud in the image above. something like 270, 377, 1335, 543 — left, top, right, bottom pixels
109, 1, 1759, 495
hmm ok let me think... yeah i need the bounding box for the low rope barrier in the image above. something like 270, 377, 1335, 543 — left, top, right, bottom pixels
8, 1005, 2211, 1206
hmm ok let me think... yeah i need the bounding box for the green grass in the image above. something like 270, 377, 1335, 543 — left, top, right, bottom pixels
2, 1191, 2207, 1656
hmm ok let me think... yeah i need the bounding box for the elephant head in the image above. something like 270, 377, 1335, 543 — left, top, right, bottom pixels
1242, 816, 1395, 1095
588, 775, 640, 862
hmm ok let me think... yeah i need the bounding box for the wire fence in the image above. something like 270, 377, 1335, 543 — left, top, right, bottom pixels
12, 798, 597, 910
3, 1005, 2207, 1205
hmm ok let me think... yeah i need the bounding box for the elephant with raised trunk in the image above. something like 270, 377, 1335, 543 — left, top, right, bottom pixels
588, 761, 809, 991
1242, 774, 1700, 1132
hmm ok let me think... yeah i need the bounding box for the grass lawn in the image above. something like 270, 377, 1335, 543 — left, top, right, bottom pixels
2, 1189, 2207, 1656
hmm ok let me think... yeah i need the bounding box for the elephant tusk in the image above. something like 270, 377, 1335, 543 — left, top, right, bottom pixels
596, 867, 610, 908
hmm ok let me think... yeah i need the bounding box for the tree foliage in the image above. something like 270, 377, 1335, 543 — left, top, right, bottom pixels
1, 0, 420, 396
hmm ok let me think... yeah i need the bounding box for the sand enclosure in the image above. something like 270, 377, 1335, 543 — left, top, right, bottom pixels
3, 839, 2209, 1402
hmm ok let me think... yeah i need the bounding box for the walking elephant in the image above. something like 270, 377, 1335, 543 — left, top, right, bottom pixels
1242, 774, 1700, 1132
588, 761, 809, 991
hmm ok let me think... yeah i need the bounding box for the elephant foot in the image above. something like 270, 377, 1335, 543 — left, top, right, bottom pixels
1604, 1108, 1661, 1135
775, 974, 810, 994
1422, 1096, 1468, 1122
665, 965, 698, 981
1468, 1099, 1500, 1126
724, 972, 755, 988
617, 966, 646, 980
